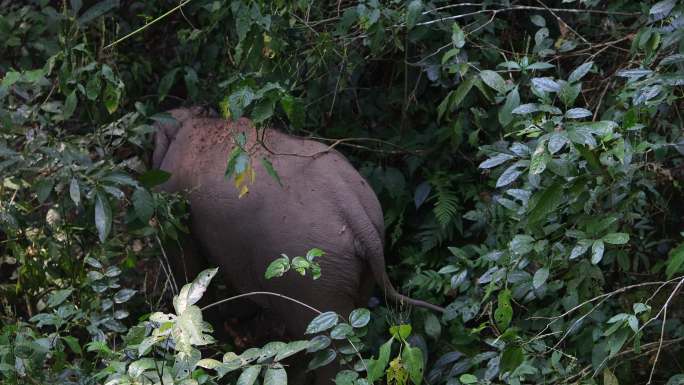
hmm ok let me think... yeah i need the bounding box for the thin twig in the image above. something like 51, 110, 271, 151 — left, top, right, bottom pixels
104, 0, 192, 49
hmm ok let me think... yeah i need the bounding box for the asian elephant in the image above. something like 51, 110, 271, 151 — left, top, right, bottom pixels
151, 107, 443, 382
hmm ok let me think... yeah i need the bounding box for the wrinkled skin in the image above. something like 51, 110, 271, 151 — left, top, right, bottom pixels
152, 108, 441, 383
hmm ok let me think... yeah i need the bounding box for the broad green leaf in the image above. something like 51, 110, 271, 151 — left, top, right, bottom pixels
568, 61, 593, 82
264, 363, 287, 385
307, 335, 331, 353
500, 346, 524, 373
603, 233, 629, 245
498, 87, 520, 126
460, 374, 478, 384
265, 256, 290, 279
402, 344, 424, 385
527, 183, 563, 224
479, 153, 515, 169
114, 288, 136, 303
529, 144, 549, 175
532, 77, 560, 92
494, 289, 513, 330
275, 340, 310, 361
158, 68, 179, 102
367, 338, 393, 382
512, 103, 540, 114
103, 83, 120, 114
307, 349, 337, 370
132, 188, 154, 223
305, 311, 338, 334
95, 192, 112, 242
530, 14, 546, 27
666, 242, 684, 278
509, 235, 534, 255
349, 308, 371, 328
174, 268, 218, 314
496, 162, 525, 188
237, 365, 261, 385
390, 324, 412, 340
128, 358, 156, 378
533, 268, 549, 289
591, 239, 605, 264
452, 22, 465, 48
565, 108, 592, 119
47, 288, 74, 308
62, 335, 82, 355
78, 0, 118, 25
139, 169, 171, 188
570, 240, 592, 260
330, 323, 353, 340
335, 370, 359, 385
406, 0, 422, 30
424, 313, 441, 339
64, 90, 77, 119
603, 368, 619, 385
480, 70, 507, 94
548, 132, 568, 154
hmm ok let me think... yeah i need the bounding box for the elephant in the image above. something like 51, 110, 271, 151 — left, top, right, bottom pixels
151, 107, 443, 382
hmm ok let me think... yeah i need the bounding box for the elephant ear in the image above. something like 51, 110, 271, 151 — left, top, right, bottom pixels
173, 268, 218, 314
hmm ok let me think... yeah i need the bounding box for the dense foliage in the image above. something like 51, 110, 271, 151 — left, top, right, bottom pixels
1, 0, 684, 384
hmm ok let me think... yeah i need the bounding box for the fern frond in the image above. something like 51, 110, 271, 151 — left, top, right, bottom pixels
433, 184, 460, 227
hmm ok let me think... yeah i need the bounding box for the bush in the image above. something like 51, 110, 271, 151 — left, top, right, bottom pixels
1, 0, 683, 384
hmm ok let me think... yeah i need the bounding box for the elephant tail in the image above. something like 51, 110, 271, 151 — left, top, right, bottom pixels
361, 222, 446, 314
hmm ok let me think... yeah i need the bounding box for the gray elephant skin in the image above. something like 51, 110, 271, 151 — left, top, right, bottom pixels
152, 107, 442, 381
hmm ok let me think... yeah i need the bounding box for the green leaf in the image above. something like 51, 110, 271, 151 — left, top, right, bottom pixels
494, 289, 513, 330
402, 344, 424, 385
139, 169, 171, 188
78, 0, 118, 25
424, 313, 441, 339
103, 83, 120, 114
479, 70, 507, 94
666, 242, 684, 278
62, 335, 82, 355
349, 308, 371, 328
260, 157, 283, 187
307, 335, 331, 353
459, 374, 478, 384
529, 143, 549, 175
603, 368, 619, 385
335, 370, 359, 385
406, 0, 422, 29
390, 324, 412, 340
275, 340, 310, 361
452, 23, 465, 48
264, 363, 287, 385
565, 108, 592, 119
47, 288, 73, 307
158, 68, 179, 102
305, 311, 339, 334
132, 188, 154, 223
570, 240, 592, 260
591, 239, 605, 264
114, 288, 136, 303
527, 183, 563, 225
330, 323, 353, 340
237, 365, 261, 385
498, 87, 520, 126
500, 346, 524, 373
496, 162, 525, 188
64, 90, 78, 119
568, 61, 593, 83
69, 178, 80, 206
173, 268, 218, 314
128, 358, 156, 378
95, 192, 112, 242
530, 14, 546, 27
307, 349, 337, 370
603, 233, 629, 245
509, 234, 535, 255
533, 268, 550, 289
265, 255, 290, 279
367, 338, 393, 382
